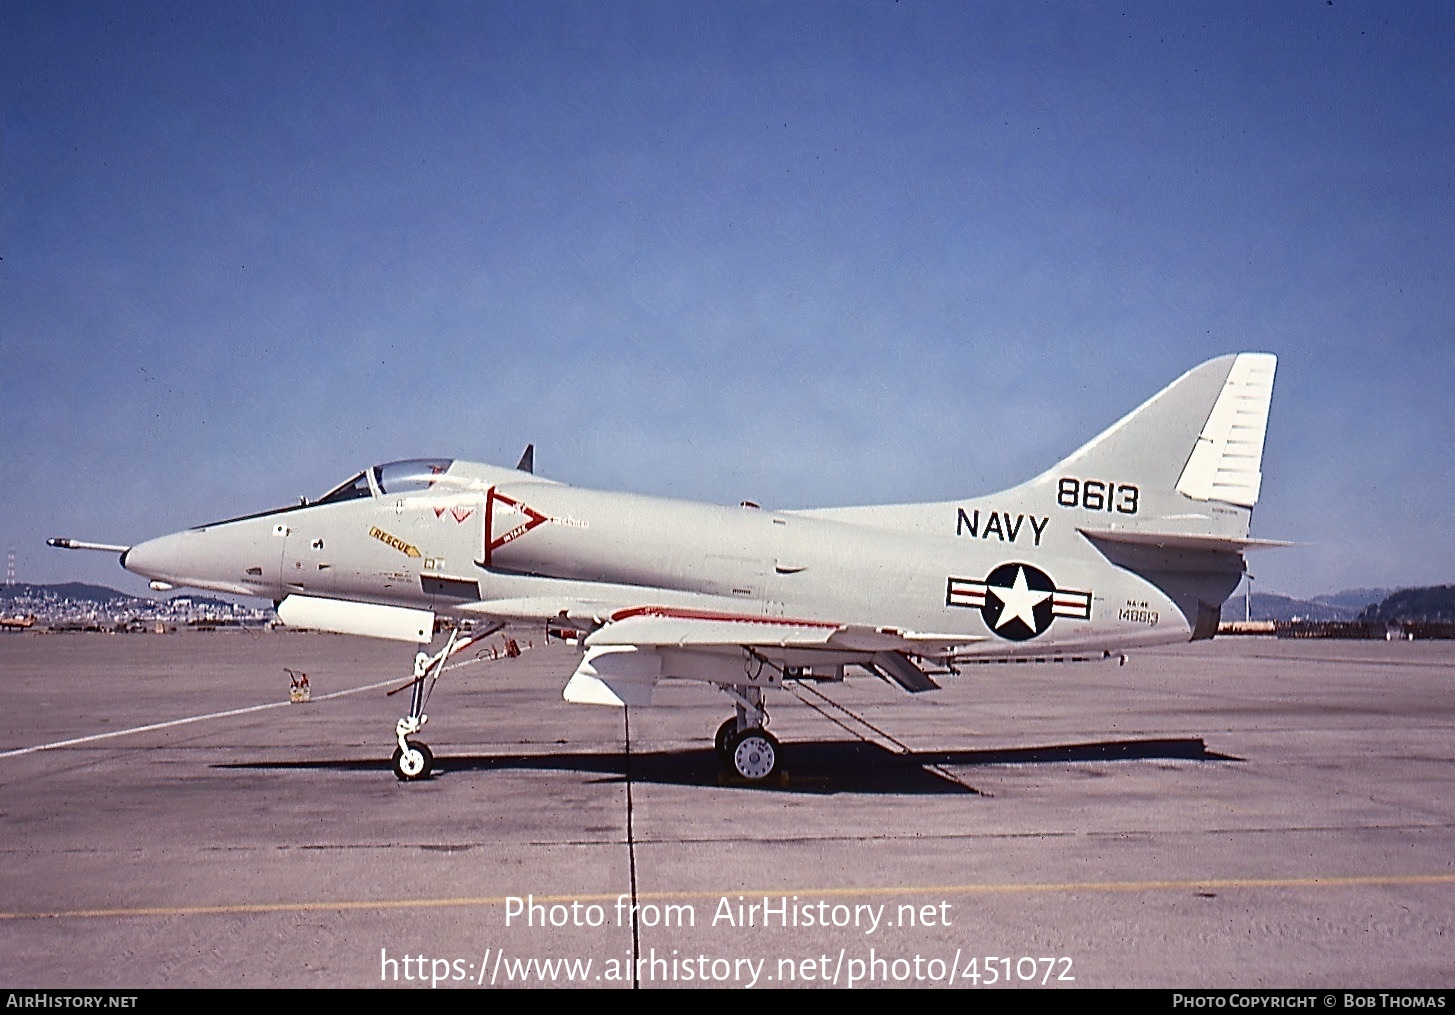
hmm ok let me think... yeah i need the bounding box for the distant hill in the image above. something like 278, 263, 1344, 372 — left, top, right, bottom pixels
1234, 592, 1364, 623
1361, 586, 1455, 624
1311, 588, 1391, 612
0, 582, 147, 605
1, 581, 257, 613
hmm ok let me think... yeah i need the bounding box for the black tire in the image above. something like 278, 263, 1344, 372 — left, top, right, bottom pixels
727, 728, 780, 781
714, 718, 738, 761
392, 740, 434, 781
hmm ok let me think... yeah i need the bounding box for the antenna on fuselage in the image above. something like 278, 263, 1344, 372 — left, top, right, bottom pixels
515, 443, 535, 474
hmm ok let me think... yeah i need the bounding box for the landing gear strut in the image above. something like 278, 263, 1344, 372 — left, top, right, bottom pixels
714, 684, 781, 781
391, 627, 476, 781
392, 653, 435, 781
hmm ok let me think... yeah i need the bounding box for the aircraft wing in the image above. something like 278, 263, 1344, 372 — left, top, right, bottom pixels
584, 606, 986, 656
574, 606, 993, 697
458, 598, 985, 699
586, 610, 844, 649
459, 598, 983, 654
457, 597, 619, 628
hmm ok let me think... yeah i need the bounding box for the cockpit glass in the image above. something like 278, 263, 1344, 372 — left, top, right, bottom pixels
374, 459, 455, 494
314, 472, 373, 505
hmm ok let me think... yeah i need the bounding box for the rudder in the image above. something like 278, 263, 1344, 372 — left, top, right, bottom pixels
1028, 353, 1277, 543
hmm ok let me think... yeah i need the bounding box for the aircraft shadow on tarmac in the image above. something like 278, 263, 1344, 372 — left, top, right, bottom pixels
218, 736, 1239, 796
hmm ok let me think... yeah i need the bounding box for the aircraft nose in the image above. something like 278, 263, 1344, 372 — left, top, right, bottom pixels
121, 520, 282, 597
121, 532, 184, 583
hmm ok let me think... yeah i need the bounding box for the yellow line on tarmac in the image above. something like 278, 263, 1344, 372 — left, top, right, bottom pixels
5, 873, 1453, 921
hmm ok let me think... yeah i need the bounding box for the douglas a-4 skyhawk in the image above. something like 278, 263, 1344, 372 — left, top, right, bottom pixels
53, 353, 1281, 782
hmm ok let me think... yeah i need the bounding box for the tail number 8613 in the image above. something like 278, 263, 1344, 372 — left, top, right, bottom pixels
1057, 478, 1139, 515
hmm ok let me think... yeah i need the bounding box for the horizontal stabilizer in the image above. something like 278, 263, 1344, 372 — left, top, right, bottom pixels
1079, 527, 1293, 553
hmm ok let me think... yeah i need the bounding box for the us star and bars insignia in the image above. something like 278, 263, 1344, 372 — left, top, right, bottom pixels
946, 562, 1092, 641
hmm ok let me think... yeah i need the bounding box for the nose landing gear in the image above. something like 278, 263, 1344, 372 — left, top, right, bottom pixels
389, 626, 482, 781
392, 738, 433, 781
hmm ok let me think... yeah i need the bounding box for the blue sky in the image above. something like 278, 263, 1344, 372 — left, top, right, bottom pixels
3, 0, 1451, 600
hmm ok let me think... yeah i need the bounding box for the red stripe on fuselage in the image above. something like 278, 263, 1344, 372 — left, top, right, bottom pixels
607, 605, 841, 628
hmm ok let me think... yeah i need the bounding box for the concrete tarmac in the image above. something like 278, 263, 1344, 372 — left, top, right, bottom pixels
1, 630, 1451, 988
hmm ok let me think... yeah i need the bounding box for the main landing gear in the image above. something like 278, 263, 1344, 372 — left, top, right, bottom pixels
714, 685, 781, 782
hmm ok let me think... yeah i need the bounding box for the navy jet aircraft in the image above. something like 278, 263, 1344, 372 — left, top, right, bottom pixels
51, 353, 1281, 782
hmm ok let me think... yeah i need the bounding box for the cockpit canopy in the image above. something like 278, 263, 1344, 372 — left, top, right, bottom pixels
376, 459, 455, 494
314, 459, 456, 505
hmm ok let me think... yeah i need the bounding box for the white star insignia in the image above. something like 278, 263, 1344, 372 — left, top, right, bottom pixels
989, 565, 1051, 632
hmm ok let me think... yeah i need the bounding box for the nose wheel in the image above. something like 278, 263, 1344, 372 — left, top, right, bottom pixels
392, 740, 433, 781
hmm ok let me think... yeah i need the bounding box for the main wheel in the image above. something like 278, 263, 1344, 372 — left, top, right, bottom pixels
392, 740, 434, 781
728, 728, 780, 781
714, 718, 738, 761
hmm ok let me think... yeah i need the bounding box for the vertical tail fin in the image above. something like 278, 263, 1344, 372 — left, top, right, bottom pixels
1033, 352, 1277, 544
792, 352, 1280, 553
1045, 352, 1281, 642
